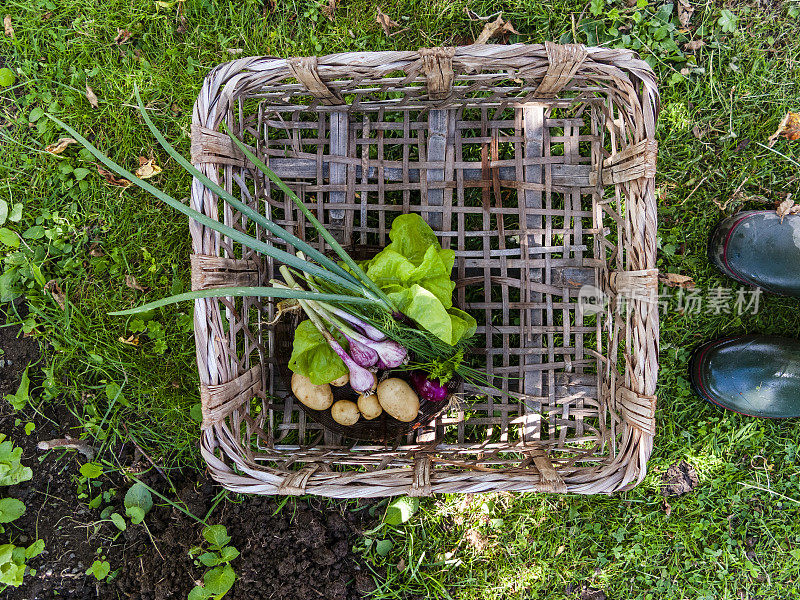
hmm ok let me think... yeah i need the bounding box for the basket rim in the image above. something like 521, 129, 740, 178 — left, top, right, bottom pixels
190, 42, 660, 497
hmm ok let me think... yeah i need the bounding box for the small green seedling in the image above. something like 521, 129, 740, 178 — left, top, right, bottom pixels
2, 367, 29, 411
0, 435, 33, 487
0, 541, 45, 588
86, 559, 111, 581
124, 482, 153, 525
0, 499, 25, 525
188, 525, 239, 600
361, 496, 421, 558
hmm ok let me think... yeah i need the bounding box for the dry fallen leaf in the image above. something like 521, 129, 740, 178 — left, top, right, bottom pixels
658, 273, 696, 288
118, 334, 140, 346
45, 137, 78, 155
125, 274, 146, 292
262, 0, 276, 15
776, 197, 800, 222
677, 0, 694, 28
88, 244, 105, 258
684, 39, 705, 52
768, 112, 800, 147
44, 280, 66, 310
475, 14, 519, 44
321, 0, 339, 21
134, 157, 162, 179
580, 586, 607, 600
376, 7, 399, 35
662, 460, 699, 497
85, 84, 99, 108
114, 28, 132, 44
3, 15, 13, 39
98, 167, 132, 188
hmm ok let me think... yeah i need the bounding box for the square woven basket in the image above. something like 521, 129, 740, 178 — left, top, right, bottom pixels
190, 43, 659, 497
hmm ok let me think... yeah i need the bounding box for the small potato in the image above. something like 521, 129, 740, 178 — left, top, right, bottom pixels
376, 378, 420, 423
330, 373, 350, 387
357, 393, 383, 420
291, 372, 333, 411
331, 400, 360, 426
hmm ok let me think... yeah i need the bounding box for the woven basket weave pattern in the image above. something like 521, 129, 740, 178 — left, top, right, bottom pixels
191, 43, 659, 497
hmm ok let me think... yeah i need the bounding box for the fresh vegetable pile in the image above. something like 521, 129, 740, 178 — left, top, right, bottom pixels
51, 88, 482, 435
286, 213, 475, 426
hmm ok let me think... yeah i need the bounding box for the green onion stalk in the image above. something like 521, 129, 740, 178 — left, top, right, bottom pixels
47, 86, 478, 389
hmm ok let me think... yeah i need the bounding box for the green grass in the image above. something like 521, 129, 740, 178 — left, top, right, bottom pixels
3, 0, 800, 597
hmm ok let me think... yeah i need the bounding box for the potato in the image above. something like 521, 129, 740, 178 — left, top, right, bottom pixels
376, 378, 420, 422
331, 400, 360, 426
357, 393, 383, 420
291, 372, 333, 411
330, 373, 350, 387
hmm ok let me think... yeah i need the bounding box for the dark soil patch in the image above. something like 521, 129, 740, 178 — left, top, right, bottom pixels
113, 480, 377, 600
0, 301, 40, 397
0, 316, 378, 600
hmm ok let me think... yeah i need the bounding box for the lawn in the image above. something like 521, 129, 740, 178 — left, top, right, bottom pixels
3, 0, 800, 598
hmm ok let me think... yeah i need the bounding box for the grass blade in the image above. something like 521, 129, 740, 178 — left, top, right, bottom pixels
109, 286, 377, 315
131, 86, 362, 289
46, 114, 369, 297
220, 122, 397, 311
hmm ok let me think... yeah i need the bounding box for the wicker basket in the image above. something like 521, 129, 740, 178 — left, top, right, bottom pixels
190, 43, 659, 497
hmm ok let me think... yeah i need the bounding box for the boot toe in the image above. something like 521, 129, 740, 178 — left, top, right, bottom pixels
690, 335, 800, 418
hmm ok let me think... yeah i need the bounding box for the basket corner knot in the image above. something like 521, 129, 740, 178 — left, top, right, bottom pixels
408, 455, 432, 497
534, 42, 589, 99
595, 138, 658, 186
529, 445, 567, 494
419, 47, 456, 101
288, 55, 344, 106
200, 365, 262, 428
277, 465, 321, 496
616, 386, 656, 436
609, 268, 658, 296
190, 254, 261, 291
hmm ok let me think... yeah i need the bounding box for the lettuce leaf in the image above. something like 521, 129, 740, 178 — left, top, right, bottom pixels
388, 285, 453, 344
365, 214, 473, 345
447, 307, 478, 343
288, 320, 348, 385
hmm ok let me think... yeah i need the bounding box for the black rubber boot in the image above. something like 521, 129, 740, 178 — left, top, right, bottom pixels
689, 335, 800, 418
708, 211, 800, 297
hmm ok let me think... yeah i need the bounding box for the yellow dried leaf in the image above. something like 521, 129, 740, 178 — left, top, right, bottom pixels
44, 280, 66, 310
684, 39, 705, 52
85, 84, 99, 108
776, 198, 800, 222
45, 138, 78, 155
97, 167, 132, 188
658, 273, 696, 288
114, 28, 132, 44
376, 7, 399, 35
321, 0, 338, 21
3, 15, 13, 39
677, 0, 694, 28
475, 14, 519, 44
134, 157, 162, 179
768, 112, 800, 147
118, 335, 140, 346
125, 274, 146, 292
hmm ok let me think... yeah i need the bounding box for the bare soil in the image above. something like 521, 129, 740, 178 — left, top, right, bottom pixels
0, 313, 378, 599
